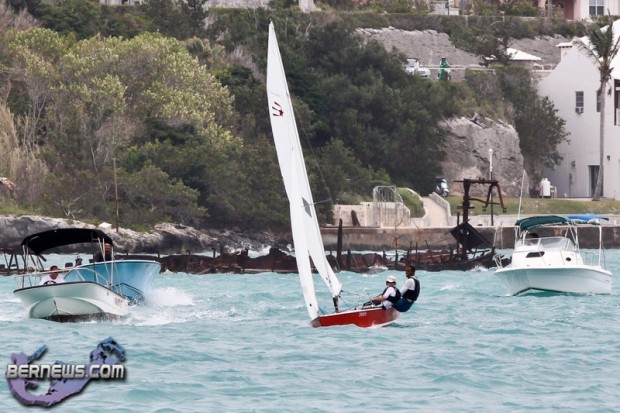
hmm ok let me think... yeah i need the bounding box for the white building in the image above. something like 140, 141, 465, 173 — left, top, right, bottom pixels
538, 19, 620, 198
534, 0, 620, 20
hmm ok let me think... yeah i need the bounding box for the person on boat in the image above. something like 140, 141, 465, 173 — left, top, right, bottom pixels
39, 265, 64, 285
394, 265, 420, 312
370, 275, 401, 309
93, 243, 113, 262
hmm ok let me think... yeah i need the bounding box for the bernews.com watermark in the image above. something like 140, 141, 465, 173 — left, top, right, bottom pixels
6, 363, 125, 380
5, 337, 127, 407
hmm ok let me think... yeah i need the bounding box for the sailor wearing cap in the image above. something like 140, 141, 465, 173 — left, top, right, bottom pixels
371, 274, 401, 309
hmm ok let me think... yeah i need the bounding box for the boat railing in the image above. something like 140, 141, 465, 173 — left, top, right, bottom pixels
63, 266, 116, 287
493, 253, 504, 268
580, 250, 606, 267
14, 265, 84, 289
112, 283, 146, 303
14, 265, 123, 296
14, 268, 62, 289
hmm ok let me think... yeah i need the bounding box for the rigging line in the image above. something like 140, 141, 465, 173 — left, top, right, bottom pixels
313, 198, 332, 206
339, 289, 366, 297
297, 117, 336, 207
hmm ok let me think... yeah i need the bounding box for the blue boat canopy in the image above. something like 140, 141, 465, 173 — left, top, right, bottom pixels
566, 214, 609, 224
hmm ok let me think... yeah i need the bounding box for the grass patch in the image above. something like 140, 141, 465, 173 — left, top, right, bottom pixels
0, 201, 40, 215
445, 196, 620, 216
397, 188, 425, 217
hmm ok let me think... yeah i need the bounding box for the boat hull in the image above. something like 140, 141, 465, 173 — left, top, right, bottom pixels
64, 260, 160, 302
14, 282, 129, 322
312, 307, 399, 328
495, 266, 612, 295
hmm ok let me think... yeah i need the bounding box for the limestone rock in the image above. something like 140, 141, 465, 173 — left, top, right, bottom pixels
440, 117, 525, 197
0, 215, 290, 254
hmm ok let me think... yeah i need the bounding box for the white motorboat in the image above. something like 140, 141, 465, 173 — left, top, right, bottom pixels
14, 280, 129, 322
494, 215, 612, 295
13, 228, 161, 322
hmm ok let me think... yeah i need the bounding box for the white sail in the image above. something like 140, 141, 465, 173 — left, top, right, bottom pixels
266, 22, 342, 321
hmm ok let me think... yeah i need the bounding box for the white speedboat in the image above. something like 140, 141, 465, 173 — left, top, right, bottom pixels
494, 215, 612, 295
13, 228, 161, 322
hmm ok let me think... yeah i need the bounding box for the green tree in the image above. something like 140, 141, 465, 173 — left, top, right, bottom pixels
497, 65, 568, 181
118, 162, 206, 227
30, 0, 101, 40
6, 29, 239, 225
139, 0, 198, 40
577, 14, 620, 201
300, 22, 447, 193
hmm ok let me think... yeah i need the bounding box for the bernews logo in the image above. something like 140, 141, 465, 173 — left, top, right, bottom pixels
5, 337, 126, 407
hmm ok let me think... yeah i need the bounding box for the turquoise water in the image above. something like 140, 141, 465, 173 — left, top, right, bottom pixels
1, 251, 619, 412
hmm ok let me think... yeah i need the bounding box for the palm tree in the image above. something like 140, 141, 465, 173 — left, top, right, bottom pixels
577, 14, 620, 201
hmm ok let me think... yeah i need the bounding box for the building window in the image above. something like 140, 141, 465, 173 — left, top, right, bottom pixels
589, 0, 604, 15
576, 91, 584, 113
615, 81, 619, 125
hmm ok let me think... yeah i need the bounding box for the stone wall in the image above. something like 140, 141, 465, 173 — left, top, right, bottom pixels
321, 224, 620, 250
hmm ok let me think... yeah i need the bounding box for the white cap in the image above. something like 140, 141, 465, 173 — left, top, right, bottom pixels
386, 275, 397, 283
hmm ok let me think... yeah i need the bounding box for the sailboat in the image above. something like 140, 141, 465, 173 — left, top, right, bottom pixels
266, 22, 399, 328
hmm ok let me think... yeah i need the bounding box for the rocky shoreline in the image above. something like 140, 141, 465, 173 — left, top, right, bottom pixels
0, 215, 292, 255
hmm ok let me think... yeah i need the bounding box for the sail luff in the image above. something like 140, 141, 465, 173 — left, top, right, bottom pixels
266, 22, 342, 319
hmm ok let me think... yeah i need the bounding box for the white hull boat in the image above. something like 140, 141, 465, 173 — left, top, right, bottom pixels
14, 282, 128, 322
495, 215, 612, 295
13, 228, 161, 322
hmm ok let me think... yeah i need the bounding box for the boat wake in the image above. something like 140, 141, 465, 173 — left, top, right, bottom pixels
146, 287, 194, 307
124, 287, 195, 325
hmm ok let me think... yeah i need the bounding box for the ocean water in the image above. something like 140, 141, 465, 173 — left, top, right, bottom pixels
1, 251, 619, 412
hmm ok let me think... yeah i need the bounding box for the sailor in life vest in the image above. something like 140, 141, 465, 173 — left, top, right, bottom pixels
371, 275, 401, 309
394, 265, 420, 312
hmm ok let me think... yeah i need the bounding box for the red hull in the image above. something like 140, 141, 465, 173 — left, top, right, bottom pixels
312, 307, 399, 328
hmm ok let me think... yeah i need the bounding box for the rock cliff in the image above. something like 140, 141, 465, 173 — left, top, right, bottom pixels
357, 27, 571, 75
0, 215, 290, 254
440, 117, 525, 197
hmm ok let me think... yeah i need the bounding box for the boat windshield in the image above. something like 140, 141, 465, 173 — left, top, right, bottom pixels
517, 236, 576, 251
540, 236, 576, 251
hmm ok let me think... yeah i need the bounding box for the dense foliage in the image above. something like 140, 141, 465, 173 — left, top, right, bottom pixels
0, 1, 572, 231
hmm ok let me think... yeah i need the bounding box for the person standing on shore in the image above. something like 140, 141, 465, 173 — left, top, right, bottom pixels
394, 265, 420, 312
